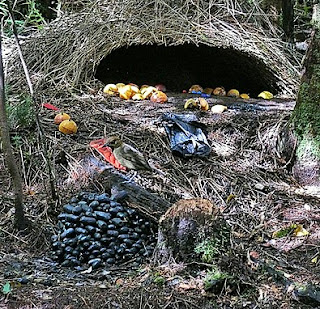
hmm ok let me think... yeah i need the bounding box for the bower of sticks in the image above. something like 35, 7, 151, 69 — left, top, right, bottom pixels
1, 0, 319, 308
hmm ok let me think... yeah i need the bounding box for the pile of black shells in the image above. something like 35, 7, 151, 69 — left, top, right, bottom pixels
51, 192, 157, 269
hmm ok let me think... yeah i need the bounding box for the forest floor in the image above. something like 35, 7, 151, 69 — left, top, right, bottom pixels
1, 90, 320, 308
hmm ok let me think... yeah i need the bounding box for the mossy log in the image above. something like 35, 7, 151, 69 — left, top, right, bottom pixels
100, 168, 171, 221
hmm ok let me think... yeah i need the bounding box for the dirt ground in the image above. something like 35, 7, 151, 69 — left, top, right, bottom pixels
1, 90, 320, 308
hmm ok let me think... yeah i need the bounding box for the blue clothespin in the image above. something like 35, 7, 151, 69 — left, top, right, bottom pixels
201, 93, 210, 98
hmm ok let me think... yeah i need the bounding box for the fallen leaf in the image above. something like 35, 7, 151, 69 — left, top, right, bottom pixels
226, 194, 235, 203
115, 278, 124, 286
184, 98, 197, 109
178, 282, 197, 290
42, 102, 59, 111
272, 224, 297, 239
249, 251, 259, 259
293, 224, 309, 237
268, 238, 305, 252
258, 91, 273, 100
311, 256, 318, 264
11, 281, 22, 289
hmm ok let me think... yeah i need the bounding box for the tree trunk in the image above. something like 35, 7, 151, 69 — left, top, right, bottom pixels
0, 33, 26, 230
282, 0, 294, 42
291, 4, 320, 187
261, 0, 294, 41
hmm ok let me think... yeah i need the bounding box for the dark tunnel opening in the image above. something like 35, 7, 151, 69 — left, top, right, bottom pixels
95, 44, 280, 97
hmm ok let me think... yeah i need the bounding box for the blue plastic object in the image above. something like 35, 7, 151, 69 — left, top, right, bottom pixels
191, 90, 202, 94
201, 93, 210, 98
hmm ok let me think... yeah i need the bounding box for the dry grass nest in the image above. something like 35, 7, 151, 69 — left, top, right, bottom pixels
6, 0, 301, 97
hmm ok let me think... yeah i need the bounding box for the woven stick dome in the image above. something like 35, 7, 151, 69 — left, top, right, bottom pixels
8, 0, 300, 96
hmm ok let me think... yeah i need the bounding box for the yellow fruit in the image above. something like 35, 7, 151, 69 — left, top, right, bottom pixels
258, 91, 273, 100
199, 98, 209, 111
140, 85, 150, 93
119, 85, 133, 100
59, 119, 78, 134
240, 93, 250, 99
184, 98, 198, 109
141, 86, 156, 99
211, 105, 227, 114
213, 87, 226, 96
150, 91, 168, 103
188, 85, 203, 93
132, 93, 144, 100
227, 89, 240, 97
103, 84, 118, 95
54, 113, 70, 125
116, 83, 125, 89
130, 85, 140, 95
203, 88, 213, 95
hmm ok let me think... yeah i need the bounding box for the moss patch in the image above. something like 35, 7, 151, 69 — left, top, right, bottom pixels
291, 41, 320, 159
296, 135, 320, 159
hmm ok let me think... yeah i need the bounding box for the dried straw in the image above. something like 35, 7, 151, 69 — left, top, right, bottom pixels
7, 0, 300, 96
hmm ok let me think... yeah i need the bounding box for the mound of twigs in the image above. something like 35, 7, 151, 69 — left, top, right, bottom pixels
7, 0, 300, 96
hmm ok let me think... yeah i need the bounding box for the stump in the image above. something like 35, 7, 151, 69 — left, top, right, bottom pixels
154, 198, 227, 263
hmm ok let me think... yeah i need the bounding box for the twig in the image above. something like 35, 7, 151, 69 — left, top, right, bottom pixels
0, 227, 28, 244
7, 1, 58, 201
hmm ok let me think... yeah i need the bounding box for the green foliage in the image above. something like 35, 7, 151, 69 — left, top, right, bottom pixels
195, 223, 230, 263
6, 95, 36, 130
4, 83, 12, 100
11, 135, 23, 148
1, 0, 46, 36
24, 0, 46, 29
4, 19, 26, 36
204, 267, 231, 291
272, 224, 297, 238
301, 2, 312, 18
153, 272, 166, 286
0, 1, 8, 17
194, 239, 219, 263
